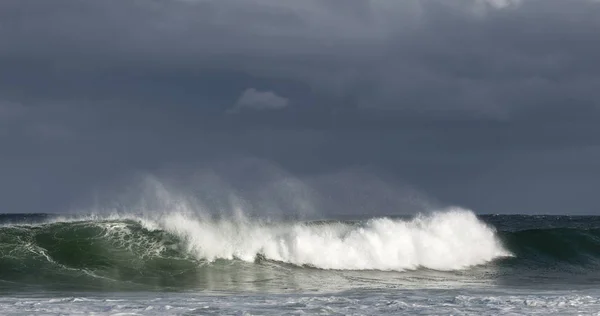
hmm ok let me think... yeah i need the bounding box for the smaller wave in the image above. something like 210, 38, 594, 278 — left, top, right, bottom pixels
501, 228, 600, 266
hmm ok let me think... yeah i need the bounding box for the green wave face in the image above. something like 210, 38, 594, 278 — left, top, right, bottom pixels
0, 220, 205, 291
501, 228, 600, 265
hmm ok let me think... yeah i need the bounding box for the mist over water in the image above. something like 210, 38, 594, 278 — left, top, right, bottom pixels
80, 159, 436, 221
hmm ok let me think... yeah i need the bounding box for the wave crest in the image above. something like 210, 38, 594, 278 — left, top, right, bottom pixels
0, 208, 509, 277
159, 207, 510, 271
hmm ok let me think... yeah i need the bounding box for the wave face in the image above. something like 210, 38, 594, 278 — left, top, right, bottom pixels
2, 210, 600, 291
502, 228, 600, 266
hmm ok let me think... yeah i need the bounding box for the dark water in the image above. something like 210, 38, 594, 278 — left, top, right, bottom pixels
1, 213, 600, 293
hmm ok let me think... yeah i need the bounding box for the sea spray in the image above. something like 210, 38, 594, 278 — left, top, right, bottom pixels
157, 207, 510, 271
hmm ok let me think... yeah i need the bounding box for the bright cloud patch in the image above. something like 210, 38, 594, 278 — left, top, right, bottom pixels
228, 88, 290, 113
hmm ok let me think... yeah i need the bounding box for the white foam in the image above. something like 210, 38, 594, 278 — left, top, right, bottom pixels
155, 207, 511, 271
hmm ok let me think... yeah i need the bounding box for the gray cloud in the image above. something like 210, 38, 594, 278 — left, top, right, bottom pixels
0, 0, 599, 214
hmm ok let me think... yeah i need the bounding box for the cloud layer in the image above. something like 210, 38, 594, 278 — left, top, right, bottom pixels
1, 0, 599, 118
0, 0, 599, 214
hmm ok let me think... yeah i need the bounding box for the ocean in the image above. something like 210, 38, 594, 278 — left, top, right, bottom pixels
1, 209, 599, 315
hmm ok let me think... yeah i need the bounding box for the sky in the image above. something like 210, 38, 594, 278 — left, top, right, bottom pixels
1, 0, 599, 215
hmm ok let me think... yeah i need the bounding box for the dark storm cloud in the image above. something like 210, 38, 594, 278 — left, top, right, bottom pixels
1, 0, 599, 117
1, 0, 600, 214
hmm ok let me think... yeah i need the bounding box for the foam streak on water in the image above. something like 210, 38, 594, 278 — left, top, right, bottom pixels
2, 290, 599, 316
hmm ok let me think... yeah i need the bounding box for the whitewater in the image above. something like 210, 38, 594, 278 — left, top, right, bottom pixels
157, 208, 509, 271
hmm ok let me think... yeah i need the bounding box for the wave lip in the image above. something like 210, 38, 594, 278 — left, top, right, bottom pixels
162, 208, 511, 271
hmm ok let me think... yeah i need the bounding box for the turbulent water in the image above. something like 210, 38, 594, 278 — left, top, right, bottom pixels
2, 209, 600, 315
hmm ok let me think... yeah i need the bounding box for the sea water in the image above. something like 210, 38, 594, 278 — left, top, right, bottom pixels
1, 209, 599, 315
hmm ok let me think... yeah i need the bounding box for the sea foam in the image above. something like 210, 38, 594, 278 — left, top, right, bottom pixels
153, 207, 510, 271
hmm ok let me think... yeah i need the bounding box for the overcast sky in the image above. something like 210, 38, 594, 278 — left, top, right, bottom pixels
1, 0, 599, 215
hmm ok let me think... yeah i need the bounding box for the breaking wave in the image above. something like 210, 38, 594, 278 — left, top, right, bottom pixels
0, 208, 510, 289
160, 208, 508, 270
